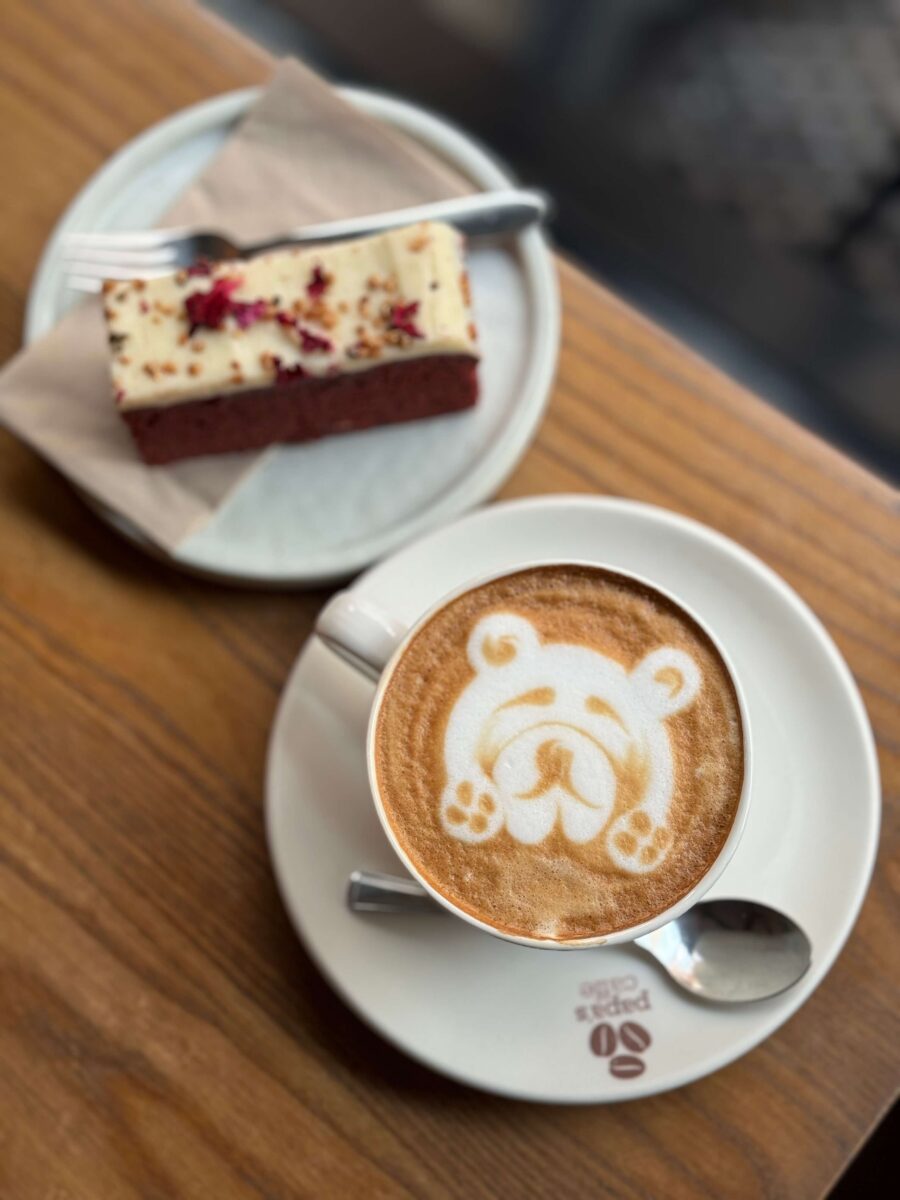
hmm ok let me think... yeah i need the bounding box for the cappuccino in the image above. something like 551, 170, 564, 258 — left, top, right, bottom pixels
374, 565, 744, 941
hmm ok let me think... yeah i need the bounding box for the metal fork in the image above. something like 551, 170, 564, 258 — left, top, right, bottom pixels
61, 189, 549, 291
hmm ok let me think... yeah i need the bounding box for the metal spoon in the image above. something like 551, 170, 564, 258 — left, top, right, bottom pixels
348, 870, 812, 1004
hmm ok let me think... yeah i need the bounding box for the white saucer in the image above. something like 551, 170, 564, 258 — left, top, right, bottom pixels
266, 496, 879, 1102
26, 89, 558, 587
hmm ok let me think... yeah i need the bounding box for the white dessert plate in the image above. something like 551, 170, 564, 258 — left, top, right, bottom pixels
26, 88, 558, 587
266, 495, 880, 1102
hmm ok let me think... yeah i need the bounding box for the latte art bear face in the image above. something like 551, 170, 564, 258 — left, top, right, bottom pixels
440, 613, 702, 873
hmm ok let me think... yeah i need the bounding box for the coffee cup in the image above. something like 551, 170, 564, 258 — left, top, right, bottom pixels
316, 560, 751, 949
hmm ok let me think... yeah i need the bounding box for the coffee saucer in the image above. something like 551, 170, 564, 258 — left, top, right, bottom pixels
265, 496, 879, 1102
26, 88, 557, 587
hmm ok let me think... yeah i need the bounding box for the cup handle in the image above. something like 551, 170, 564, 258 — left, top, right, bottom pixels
315, 591, 408, 682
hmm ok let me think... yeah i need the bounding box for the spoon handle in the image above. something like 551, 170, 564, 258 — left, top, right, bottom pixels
347, 869, 442, 914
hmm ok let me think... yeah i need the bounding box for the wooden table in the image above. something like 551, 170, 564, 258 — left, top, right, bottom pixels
0, 2, 896, 1197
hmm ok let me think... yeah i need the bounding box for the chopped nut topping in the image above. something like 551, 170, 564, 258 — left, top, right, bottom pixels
108, 330, 128, 350
101, 281, 116, 295
187, 362, 202, 376
383, 274, 398, 294
161, 361, 177, 374
115, 291, 128, 304
348, 330, 383, 360
304, 298, 337, 329
133, 279, 146, 291
357, 295, 370, 317
407, 232, 430, 252
178, 333, 188, 345
117, 355, 131, 365
191, 341, 205, 353
468, 322, 478, 341
103, 307, 115, 321
460, 271, 472, 306
175, 269, 188, 285
142, 363, 158, 379
337, 300, 348, 314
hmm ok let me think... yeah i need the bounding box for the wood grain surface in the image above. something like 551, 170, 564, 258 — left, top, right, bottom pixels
0, 2, 897, 1198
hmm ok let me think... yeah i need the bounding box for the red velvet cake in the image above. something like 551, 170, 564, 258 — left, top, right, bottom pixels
102, 222, 479, 465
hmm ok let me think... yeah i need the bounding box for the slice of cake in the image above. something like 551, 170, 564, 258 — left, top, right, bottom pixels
102, 221, 479, 465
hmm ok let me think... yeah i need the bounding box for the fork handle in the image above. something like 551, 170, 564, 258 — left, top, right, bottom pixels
245, 189, 550, 255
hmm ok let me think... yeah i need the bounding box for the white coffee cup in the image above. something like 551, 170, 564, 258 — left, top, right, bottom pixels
316, 560, 752, 949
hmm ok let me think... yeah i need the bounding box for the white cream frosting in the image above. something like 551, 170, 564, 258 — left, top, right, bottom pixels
439, 612, 702, 874
103, 221, 478, 412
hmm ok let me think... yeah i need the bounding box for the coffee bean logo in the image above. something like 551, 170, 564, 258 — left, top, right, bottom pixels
609, 1054, 646, 1079
619, 1021, 651, 1053
589, 1022, 617, 1057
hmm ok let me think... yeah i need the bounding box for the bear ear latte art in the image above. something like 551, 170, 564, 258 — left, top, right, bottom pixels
374, 565, 745, 942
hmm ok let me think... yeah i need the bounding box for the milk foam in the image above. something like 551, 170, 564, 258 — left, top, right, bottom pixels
439, 612, 702, 874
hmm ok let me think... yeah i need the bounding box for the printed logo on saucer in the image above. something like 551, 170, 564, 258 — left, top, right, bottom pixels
576, 974, 653, 1080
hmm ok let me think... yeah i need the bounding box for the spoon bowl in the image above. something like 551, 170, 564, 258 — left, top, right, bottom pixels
634, 898, 812, 1003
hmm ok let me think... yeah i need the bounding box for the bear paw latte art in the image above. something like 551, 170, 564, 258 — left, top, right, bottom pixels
374, 565, 745, 942
439, 612, 701, 875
